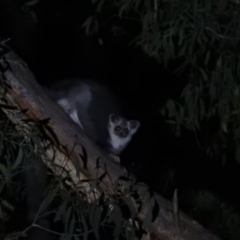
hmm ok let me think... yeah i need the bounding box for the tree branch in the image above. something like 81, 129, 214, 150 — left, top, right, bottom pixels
0, 47, 222, 240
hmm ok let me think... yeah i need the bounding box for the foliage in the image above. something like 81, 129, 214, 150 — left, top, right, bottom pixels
0, 41, 158, 239
0, 107, 157, 240
0, 53, 157, 239
82, 0, 240, 164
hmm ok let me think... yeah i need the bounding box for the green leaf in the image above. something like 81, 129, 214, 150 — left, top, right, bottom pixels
165, 120, 176, 124
178, 28, 184, 46
199, 99, 205, 120
216, 56, 222, 68
80, 214, 88, 240
64, 206, 72, 234
166, 100, 176, 118
222, 122, 228, 133
74, 235, 80, 240
111, 204, 122, 238
30, 11, 38, 23
46, 185, 59, 204
82, 16, 93, 35
93, 207, 101, 240
194, 116, 200, 130
60, 234, 65, 240
69, 214, 75, 236
159, 107, 165, 116
179, 40, 188, 56
179, 106, 184, 122
89, 201, 98, 226
199, 68, 208, 81
25, 0, 39, 6
54, 200, 68, 222
133, 0, 141, 9
0, 163, 8, 179
96, 0, 106, 13
119, 2, 130, 18
205, 50, 210, 65
142, 201, 153, 229
0, 198, 14, 211
120, 196, 138, 218
11, 147, 23, 170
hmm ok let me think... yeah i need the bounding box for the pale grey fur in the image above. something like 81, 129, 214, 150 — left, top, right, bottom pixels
45, 79, 140, 155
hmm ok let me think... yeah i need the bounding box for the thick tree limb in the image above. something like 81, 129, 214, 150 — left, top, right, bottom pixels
0, 48, 222, 240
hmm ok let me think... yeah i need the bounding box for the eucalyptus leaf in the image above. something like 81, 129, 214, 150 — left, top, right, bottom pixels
65, 206, 72, 233
142, 203, 153, 229
89, 201, 98, 226
93, 207, 101, 240
24, 0, 39, 6
69, 214, 75, 236
120, 196, 138, 218
111, 204, 122, 238
54, 201, 68, 222
11, 147, 23, 170
80, 214, 88, 240
0, 163, 8, 179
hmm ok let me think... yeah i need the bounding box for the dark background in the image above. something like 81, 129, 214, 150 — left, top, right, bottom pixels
1, 0, 240, 238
